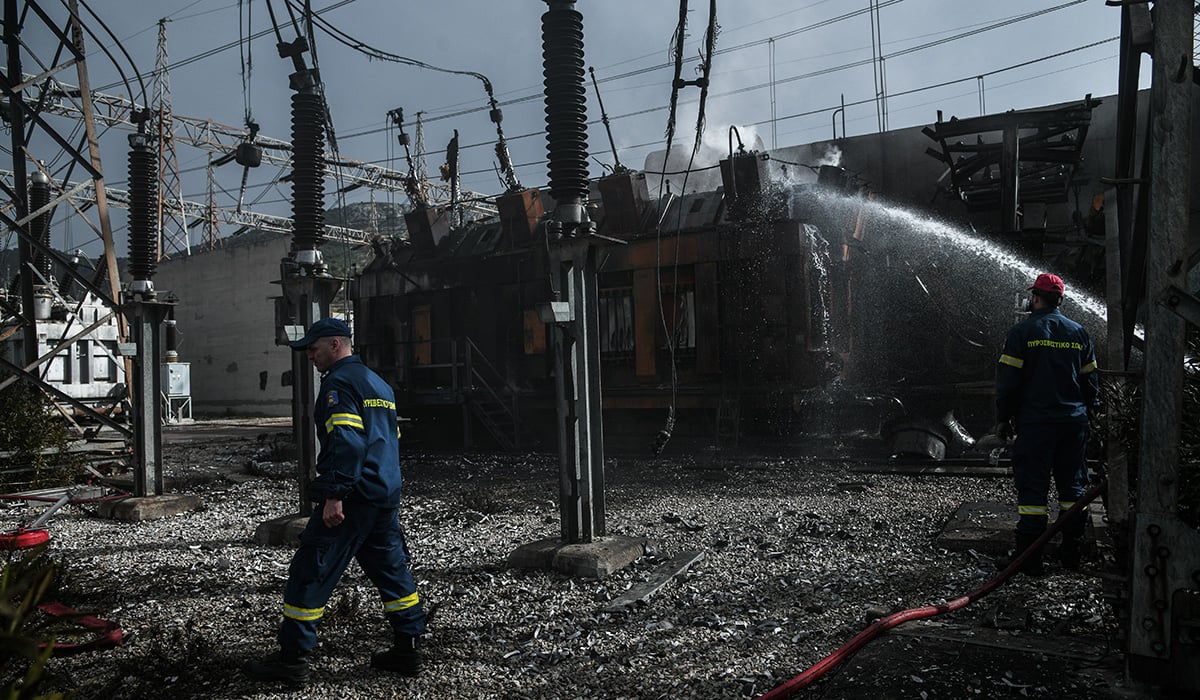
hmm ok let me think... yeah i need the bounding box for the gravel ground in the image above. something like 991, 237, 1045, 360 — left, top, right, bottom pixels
0, 421, 1121, 699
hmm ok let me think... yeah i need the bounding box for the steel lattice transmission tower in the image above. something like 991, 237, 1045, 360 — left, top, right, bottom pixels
153, 17, 191, 258
203, 153, 222, 250
413, 111, 430, 202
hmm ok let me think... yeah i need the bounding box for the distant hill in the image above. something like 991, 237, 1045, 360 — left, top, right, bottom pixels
325, 200, 408, 239
1, 199, 404, 292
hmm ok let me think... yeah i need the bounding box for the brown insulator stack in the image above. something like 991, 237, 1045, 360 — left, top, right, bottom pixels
290, 87, 325, 258
541, 0, 590, 233
28, 171, 51, 279
127, 133, 159, 291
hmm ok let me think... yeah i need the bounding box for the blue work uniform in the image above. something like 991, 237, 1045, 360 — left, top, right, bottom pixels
278, 355, 425, 653
996, 307, 1099, 537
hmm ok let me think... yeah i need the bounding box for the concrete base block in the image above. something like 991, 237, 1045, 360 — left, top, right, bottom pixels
98, 493, 202, 522
254, 514, 310, 546
508, 535, 647, 579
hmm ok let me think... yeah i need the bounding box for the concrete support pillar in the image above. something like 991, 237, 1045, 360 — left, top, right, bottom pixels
122, 296, 170, 497
549, 238, 606, 544
278, 271, 341, 517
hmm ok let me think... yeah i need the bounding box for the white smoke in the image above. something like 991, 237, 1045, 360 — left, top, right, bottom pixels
642, 123, 767, 195
818, 145, 842, 167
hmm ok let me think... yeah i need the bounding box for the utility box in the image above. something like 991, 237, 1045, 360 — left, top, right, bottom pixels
161, 362, 192, 423
162, 362, 191, 397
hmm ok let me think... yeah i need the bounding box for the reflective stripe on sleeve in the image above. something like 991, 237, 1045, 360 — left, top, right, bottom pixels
1018, 505, 1048, 516
1059, 501, 1088, 512
283, 603, 325, 622
325, 412, 364, 433
1081, 360, 1097, 374
382, 592, 420, 613
999, 354, 1024, 368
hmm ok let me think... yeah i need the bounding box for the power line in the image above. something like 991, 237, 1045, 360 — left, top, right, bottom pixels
363, 35, 1118, 172
91, 0, 358, 94
338, 0, 1091, 143
336, 0, 913, 139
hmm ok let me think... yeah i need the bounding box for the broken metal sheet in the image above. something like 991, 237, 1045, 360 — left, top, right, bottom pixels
603, 549, 706, 613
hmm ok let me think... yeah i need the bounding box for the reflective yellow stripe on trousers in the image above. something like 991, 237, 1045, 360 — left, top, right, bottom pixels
283, 603, 325, 622
382, 592, 420, 613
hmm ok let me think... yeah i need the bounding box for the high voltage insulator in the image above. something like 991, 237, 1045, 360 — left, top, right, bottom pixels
290, 89, 326, 256
541, 1, 589, 216
29, 171, 51, 279
127, 133, 159, 289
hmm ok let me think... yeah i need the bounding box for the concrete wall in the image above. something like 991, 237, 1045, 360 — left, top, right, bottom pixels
154, 235, 293, 416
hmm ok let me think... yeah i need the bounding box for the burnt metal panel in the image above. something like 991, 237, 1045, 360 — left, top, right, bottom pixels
694, 262, 720, 374
633, 268, 657, 381
660, 191, 723, 233
446, 222, 505, 258
719, 152, 771, 220
597, 170, 650, 237
405, 207, 452, 257
523, 308, 546, 354
496, 188, 545, 248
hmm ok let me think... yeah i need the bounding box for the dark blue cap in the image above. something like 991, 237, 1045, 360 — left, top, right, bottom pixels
289, 317, 351, 349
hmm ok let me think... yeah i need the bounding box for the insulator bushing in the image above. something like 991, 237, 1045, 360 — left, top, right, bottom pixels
290, 88, 326, 254
127, 133, 158, 283
541, 2, 589, 207
29, 171, 51, 279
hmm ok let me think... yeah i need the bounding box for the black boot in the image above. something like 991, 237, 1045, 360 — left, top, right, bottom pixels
1059, 534, 1084, 571
371, 635, 421, 677
243, 649, 310, 686
997, 532, 1044, 576
1056, 509, 1087, 572
1015, 531, 1045, 575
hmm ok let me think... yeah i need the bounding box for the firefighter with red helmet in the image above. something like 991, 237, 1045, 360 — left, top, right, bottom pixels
994, 273, 1099, 574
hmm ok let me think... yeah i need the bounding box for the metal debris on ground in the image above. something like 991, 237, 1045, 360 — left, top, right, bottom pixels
0, 421, 1126, 699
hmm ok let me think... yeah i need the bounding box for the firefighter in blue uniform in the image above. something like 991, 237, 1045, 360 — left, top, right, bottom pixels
994, 274, 1099, 575
245, 318, 426, 686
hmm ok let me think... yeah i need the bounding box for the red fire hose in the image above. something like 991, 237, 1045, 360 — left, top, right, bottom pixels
0, 487, 129, 654
756, 478, 1108, 699
0, 487, 129, 550
37, 602, 124, 655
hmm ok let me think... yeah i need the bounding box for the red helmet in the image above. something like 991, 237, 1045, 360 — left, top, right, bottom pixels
1028, 273, 1065, 295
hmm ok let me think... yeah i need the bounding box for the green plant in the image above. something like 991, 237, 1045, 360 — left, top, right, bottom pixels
0, 546, 66, 699
0, 381, 74, 492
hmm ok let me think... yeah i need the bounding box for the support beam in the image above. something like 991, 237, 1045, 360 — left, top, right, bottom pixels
1128, 4, 1200, 691
122, 297, 169, 497
549, 239, 606, 543
1000, 126, 1020, 232
277, 273, 341, 518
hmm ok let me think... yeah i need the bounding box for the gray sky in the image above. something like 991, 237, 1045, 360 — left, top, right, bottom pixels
16, 0, 1131, 255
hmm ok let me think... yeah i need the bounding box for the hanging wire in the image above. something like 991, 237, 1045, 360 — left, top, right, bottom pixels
238, 0, 254, 124
76, 0, 149, 109
298, 0, 356, 304
284, 0, 520, 192
262, 0, 290, 47
652, 0, 718, 457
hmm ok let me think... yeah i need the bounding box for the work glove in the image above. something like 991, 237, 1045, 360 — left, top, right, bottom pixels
992, 420, 1015, 442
